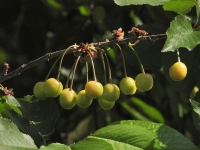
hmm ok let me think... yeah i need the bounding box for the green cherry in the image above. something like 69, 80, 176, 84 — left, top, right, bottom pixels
135, 73, 153, 92
43, 78, 63, 98
59, 88, 77, 109
101, 83, 120, 102
119, 77, 137, 95
33, 82, 47, 100
98, 96, 115, 110
85, 81, 103, 98
76, 90, 93, 108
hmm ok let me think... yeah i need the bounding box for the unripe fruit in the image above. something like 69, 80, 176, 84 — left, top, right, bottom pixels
98, 96, 115, 110
43, 78, 63, 98
85, 81, 103, 98
119, 77, 137, 95
76, 90, 93, 108
135, 73, 153, 92
33, 82, 47, 100
59, 88, 77, 109
101, 83, 120, 102
169, 62, 187, 81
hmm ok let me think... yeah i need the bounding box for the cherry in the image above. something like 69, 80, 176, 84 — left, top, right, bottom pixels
135, 73, 153, 92
169, 62, 187, 81
101, 83, 120, 102
33, 82, 47, 100
98, 96, 115, 110
76, 90, 93, 108
119, 77, 137, 95
59, 88, 77, 109
85, 81, 103, 98
43, 78, 63, 98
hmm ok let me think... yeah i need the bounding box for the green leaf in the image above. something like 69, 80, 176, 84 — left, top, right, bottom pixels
162, 16, 200, 52
0, 96, 22, 117
120, 101, 150, 121
6, 96, 22, 115
40, 143, 71, 150
196, 0, 200, 20
71, 136, 143, 150
47, 0, 64, 9
130, 97, 165, 123
113, 0, 169, 6
71, 120, 198, 150
7, 95, 59, 147
0, 117, 37, 150
111, 120, 199, 150
190, 99, 200, 132
71, 124, 155, 150
78, 5, 91, 16
163, 0, 197, 15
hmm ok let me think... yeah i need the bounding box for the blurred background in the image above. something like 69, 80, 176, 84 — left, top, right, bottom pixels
0, 0, 200, 147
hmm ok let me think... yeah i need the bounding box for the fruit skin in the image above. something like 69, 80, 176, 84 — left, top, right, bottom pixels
85, 81, 103, 98
43, 78, 63, 98
33, 82, 47, 100
76, 90, 93, 108
101, 83, 120, 102
59, 88, 77, 109
119, 77, 137, 95
169, 62, 187, 81
98, 96, 115, 110
135, 73, 153, 92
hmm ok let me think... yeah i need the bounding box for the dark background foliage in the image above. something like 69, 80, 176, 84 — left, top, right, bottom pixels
0, 0, 200, 147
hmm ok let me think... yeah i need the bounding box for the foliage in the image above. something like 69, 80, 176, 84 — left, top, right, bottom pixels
162, 15, 200, 52
70, 120, 198, 150
0, 118, 37, 150
1, 0, 200, 149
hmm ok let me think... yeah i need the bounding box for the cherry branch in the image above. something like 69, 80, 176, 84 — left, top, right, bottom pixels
0, 33, 166, 83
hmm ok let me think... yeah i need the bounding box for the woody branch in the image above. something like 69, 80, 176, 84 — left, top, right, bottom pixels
0, 29, 166, 83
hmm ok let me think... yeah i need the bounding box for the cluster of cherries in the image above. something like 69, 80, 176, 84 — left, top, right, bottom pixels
33, 28, 187, 110
33, 73, 154, 110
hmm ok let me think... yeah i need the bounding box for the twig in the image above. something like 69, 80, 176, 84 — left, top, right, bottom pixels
0, 34, 166, 83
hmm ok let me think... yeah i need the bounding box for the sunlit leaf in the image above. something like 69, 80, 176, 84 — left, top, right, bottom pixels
162, 16, 200, 52
71, 123, 155, 150
0, 96, 21, 117
113, 0, 169, 6
163, 0, 197, 15
40, 143, 71, 150
71, 120, 198, 150
0, 118, 37, 150
111, 120, 199, 150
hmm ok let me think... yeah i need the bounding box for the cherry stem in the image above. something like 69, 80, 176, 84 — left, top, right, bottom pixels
85, 61, 89, 84
99, 50, 107, 84
45, 55, 62, 81
57, 45, 76, 80
128, 42, 145, 74
193, 17, 199, 28
88, 51, 97, 81
116, 44, 127, 77
103, 51, 112, 83
65, 63, 75, 88
177, 49, 180, 62
70, 55, 81, 90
